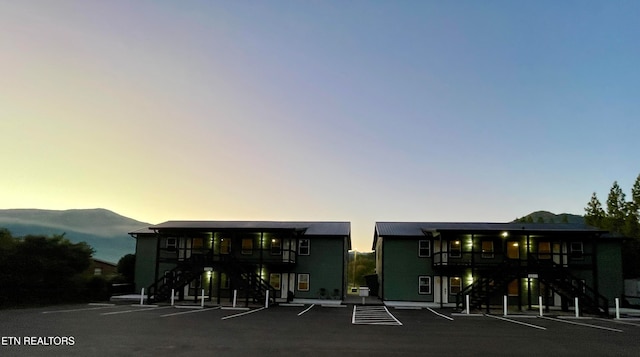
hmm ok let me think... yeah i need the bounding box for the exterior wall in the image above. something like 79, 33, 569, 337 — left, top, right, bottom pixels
134, 234, 158, 291
294, 236, 345, 299
597, 240, 623, 305
381, 238, 434, 302
375, 236, 384, 299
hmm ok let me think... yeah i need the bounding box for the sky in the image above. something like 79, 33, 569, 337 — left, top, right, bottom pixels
1, 1, 639, 252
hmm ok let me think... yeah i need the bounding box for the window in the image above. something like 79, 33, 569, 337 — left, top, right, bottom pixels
481, 240, 494, 258
270, 273, 281, 290
192, 238, 203, 249
93, 267, 103, 276
166, 237, 177, 251
538, 242, 551, 259
570, 242, 584, 259
419, 276, 431, 294
449, 240, 461, 258
220, 238, 231, 254
297, 273, 309, 291
271, 238, 282, 255
298, 239, 310, 255
449, 277, 462, 294
418, 240, 430, 257
242, 238, 253, 255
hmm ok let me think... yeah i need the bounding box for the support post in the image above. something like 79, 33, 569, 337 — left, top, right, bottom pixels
503, 295, 508, 316
575, 297, 579, 318
265, 290, 270, 309
615, 298, 620, 319
465, 294, 470, 315
201, 289, 205, 308
140, 288, 145, 305
233, 289, 238, 308
171, 289, 175, 306
539, 296, 543, 317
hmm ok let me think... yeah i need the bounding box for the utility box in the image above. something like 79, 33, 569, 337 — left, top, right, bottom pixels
359, 287, 370, 297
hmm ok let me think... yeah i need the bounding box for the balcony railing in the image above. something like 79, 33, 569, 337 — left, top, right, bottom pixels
433, 251, 593, 268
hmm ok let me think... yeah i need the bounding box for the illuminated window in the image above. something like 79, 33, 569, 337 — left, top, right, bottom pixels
481, 240, 494, 258
242, 238, 253, 255
418, 240, 431, 257
271, 238, 282, 255
270, 273, 281, 290
298, 239, 310, 255
297, 273, 309, 291
93, 267, 102, 276
450, 277, 462, 294
570, 242, 583, 259
538, 242, 551, 259
449, 240, 461, 258
418, 276, 431, 294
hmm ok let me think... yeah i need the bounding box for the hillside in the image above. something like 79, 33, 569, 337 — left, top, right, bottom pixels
0, 208, 150, 263
513, 211, 585, 224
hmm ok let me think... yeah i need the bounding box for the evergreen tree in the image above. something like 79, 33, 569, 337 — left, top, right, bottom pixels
584, 192, 605, 227
606, 181, 626, 232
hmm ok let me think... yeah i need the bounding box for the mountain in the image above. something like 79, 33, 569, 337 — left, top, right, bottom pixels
513, 211, 585, 224
0, 208, 150, 263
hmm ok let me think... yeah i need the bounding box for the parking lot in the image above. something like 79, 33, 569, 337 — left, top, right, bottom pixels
1, 302, 640, 356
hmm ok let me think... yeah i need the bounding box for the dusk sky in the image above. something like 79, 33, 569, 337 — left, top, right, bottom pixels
1, 1, 639, 251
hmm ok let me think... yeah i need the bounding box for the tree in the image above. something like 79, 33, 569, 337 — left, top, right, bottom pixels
584, 192, 605, 227
117, 254, 136, 282
606, 181, 626, 232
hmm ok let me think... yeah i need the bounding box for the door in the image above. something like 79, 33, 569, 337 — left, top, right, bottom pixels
433, 239, 447, 265
434, 276, 448, 304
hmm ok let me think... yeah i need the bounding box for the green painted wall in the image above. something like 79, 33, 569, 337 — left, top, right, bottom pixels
382, 238, 434, 301
294, 236, 345, 299
597, 240, 624, 305
134, 235, 157, 291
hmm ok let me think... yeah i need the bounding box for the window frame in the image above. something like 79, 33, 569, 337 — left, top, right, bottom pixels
449, 276, 462, 294
418, 240, 431, 257
298, 239, 310, 256
166, 237, 177, 251
481, 240, 494, 259
449, 240, 462, 258
297, 273, 310, 291
418, 275, 431, 295
270, 238, 282, 255
270, 273, 281, 290
241, 238, 254, 255
570, 241, 584, 260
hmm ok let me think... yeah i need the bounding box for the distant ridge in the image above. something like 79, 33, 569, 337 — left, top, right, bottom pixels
0, 208, 150, 263
513, 211, 585, 225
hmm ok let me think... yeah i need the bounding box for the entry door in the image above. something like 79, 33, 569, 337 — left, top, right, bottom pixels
434, 276, 448, 304
552, 243, 562, 265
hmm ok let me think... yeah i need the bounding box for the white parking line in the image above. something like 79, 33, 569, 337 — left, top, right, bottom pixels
101, 306, 171, 315
540, 316, 623, 332
42, 306, 117, 314
221, 307, 265, 320
298, 304, 315, 316
426, 307, 454, 321
485, 314, 546, 330
161, 307, 220, 317
352, 306, 403, 326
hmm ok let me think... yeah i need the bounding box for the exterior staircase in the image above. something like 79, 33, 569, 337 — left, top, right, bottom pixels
146, 254, 277, 306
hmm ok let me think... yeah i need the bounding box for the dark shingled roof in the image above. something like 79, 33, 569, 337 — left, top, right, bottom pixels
131, 220, 350, 237
373, 222, 609, 250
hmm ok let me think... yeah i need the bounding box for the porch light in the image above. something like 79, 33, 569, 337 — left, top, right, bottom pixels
512, 242, 519, 247
501, 232, 509, 238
